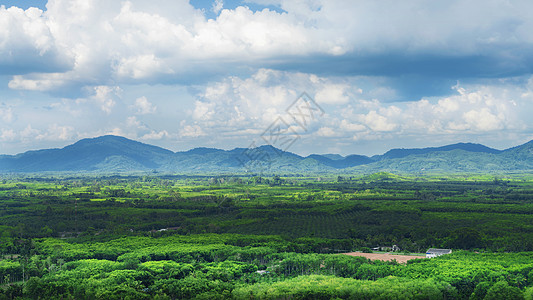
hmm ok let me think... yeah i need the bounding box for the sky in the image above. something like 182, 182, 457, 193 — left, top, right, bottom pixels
1, 0, 532, 156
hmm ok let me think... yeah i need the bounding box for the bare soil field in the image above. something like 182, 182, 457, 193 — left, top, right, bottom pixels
342, 252, 426, 263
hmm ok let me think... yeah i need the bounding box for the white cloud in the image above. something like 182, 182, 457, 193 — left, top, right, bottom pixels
8, 73, 68, 91
115, 54, 174, 80
132, 96, 156, 114
339, 119, 366, 132
212, 0, 223, 14
463, 108, 504, 131
124, 115, 170, 140
4, 0, 531, 93
1, 1, 317, 90
0, 6, 67, 71
36, 124, 75, 141
91, 85, 121, 114
192, 101, 215, 121
436, 97, 460, 113
315, 84, 350, 105
20, 124, 40, 140
141, 130, 168, 140
360, 110, 398, 132
188, 69, 361, 132
178, 70, 533, 151
316, 127, 340, 137
0, 129, 16, 141
126, 116, 142, 128
180, 124, 206, 138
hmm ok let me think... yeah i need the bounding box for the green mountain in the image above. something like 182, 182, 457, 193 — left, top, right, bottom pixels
349, 141, 533, 174
0, 135, 173, 172
0, 135, 531, 174
372, 142, 502, 160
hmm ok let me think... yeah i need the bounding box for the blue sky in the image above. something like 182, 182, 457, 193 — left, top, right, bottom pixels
1, 0, 532, 156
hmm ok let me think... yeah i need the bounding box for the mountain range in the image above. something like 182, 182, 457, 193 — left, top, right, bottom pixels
0, 135, 531, 174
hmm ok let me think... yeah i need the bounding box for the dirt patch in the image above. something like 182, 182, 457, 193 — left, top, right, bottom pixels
342, 252, 426, 263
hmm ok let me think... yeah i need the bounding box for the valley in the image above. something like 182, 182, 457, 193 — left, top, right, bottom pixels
0, 174, 532, 298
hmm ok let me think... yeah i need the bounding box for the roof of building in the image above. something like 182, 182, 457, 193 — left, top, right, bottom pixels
426, 248, 452, 254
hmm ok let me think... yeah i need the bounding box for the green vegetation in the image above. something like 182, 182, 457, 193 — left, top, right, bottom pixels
2, 135, 532, 173
0, 174, 532, 298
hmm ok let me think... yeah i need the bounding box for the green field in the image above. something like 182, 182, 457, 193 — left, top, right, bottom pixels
0, 173, 532, 299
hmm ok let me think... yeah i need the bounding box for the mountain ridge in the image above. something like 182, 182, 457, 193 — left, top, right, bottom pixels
372, 142, 502, 161
0, 135, 531, 174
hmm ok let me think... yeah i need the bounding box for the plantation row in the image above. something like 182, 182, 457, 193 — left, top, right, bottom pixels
1, 175, 533, 252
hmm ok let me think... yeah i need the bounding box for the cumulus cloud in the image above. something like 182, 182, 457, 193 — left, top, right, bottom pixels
91, 86, 121, 114
212, 0, 223, 14
1, 1, 318, 91
180, 70, 532, 151
2, 1, 533, 155
124, 115, 169, 141
2, 0, 532, 93
116, 54, 175, 80
126, 116, 143, 129
315, 84, 350, 105
192, 101, 216, 121
36, 124, 75, 141
180, 124, 206, 138
0, 6, 69, 74
339, 120, 366, 132
8, 73, 69, 91
462, 108, 504, 131
141, 130, 169, 140
1, 71, 532, 155
0, 128, 16, 141
132, 96, 156, 115
182, 69, 356, 138
359, 110, 398, 132
20, 124, 40, 141
316, 127, 340, 137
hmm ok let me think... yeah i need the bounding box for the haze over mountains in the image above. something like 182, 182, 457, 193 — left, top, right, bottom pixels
0, 135, 531, 174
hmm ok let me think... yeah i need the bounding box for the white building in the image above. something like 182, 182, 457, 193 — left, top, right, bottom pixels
426, 248, 452, 258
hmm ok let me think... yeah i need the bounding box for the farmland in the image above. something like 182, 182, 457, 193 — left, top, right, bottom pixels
0, 173, 532, 299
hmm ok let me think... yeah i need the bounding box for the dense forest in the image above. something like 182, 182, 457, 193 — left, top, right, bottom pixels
0, 173, 532, 299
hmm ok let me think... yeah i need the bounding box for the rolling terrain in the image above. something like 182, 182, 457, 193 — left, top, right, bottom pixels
0, 135, 531, 173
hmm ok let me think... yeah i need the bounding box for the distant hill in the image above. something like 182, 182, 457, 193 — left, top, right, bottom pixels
372, 143, 502, 161
0, 135, 531, 174
351, 141, 532, 174
0, 135, 173, 172
306, 154, 373, 169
